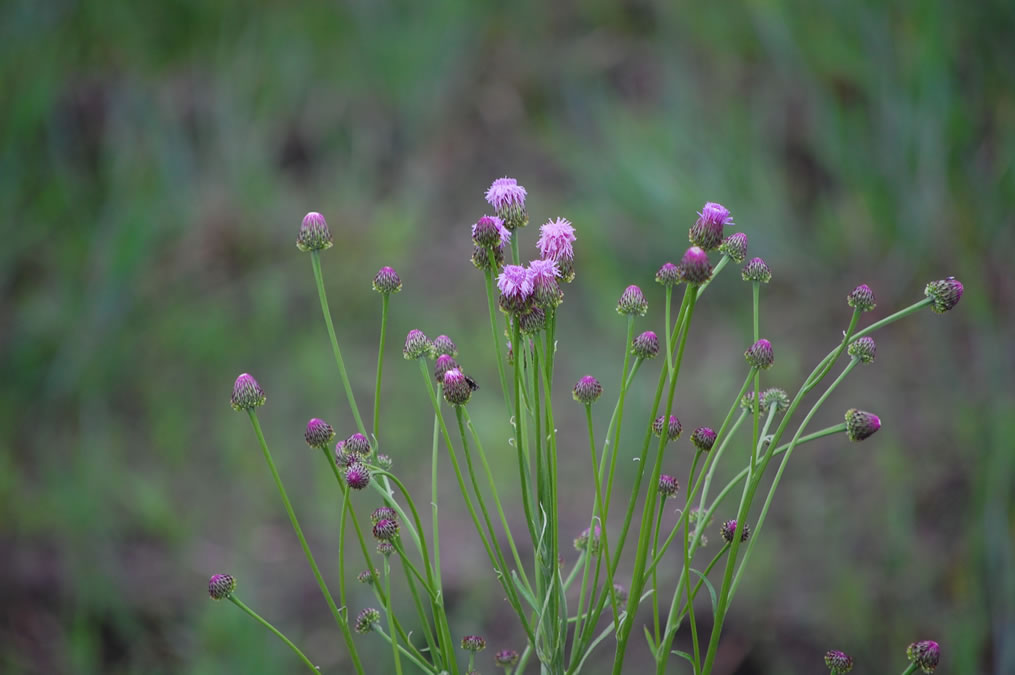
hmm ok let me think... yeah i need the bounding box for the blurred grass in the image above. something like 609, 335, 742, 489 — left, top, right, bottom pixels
1, 0, 1012, 673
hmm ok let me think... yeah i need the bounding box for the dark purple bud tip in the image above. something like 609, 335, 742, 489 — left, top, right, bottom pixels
925, 277, 963, 313
761, 388, 790, 413
296, 211, 334, 252
403, 329, 434, 360
372, 266, 402, 295
355, 607, 381, 633
495, 649, 520, 667
208, 573, 236, 600
652, 414, 683, 441
655, 262, 682, 287
472, 215, 508, 248
373, 518, 400, 541
632, 330, 660, 359
742, 257, 771, 284
745, 338, 775, 370
689, 202, 733, 251
434, 354, 460, 382
680, 246, 712, 285
907, 640, 940, 673
720, 519, 750, 543
304, 418, 336, 449
824, 649, 854, 674
845, 408, 881, 441
461, 635, 487, 652
345, 433, 370, 456
433, 335, 457, 357
617, 284, 648, 316
230, 373, 266, 411
719, 232, 748, 263
572, 375, 603, 405
371, 506, 398, 525
847, 284, 876, 312
848, 336, 876, 364
345, 464, 371, 490
691, 426, 717, 452
658, 474, 680, 498
443, 368, 473, 406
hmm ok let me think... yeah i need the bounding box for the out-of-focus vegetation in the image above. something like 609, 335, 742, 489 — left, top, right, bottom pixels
1, 1, 1012, 673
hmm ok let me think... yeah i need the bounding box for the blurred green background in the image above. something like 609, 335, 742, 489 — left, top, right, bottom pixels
2, 1, 1012, 673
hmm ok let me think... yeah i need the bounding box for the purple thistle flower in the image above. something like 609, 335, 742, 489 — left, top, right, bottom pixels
907, 640, 940, 673
652, 414, 683, 441
925, 277, 963, 313
403, 329, 434, 360
433, 335, 458, 357
485, 177, 528, 230
208, 573, 236, 600
296, 211, 334, 253
574, 523, 602, 553
680, 246, 712, 285
372, 266, 402, 294
335, 441, 358, 468
617, 284, 648, 317
355, 607, 381, 633
345, 433, 371, 455
497, 264, 534, 313
824, 650, 854, 674
230, 373, 266, 412
357, 569, 378, 585
847, 284, 876, 312
659, 474, 680, 498
689, 202, 734, 251
691, 426, 717, 452
443, 368, 473, 406
719, 232, 748, 263
434, 354, 460, 381
376, 540, 394, 556
742, 257, 772, 283
848, 336, 876, 364
461, 635, 487, 652
632, 330, 660, 359
373, 518, 399, 541
304, 418, 336, 449
537, 217, 577, 261
845, 409, 881, 441
572, 375, 603, 405
371, 506, 398, 525
745, 338, 775, 370
721, 519, 750, 543
345, 464, 371, 490
527, 259, 563, 308
655, 261, 682, 287
472, 215, 511, 248
495, 649, 520, 667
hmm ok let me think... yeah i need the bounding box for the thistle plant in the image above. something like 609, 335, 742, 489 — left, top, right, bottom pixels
209, 178, 962, 673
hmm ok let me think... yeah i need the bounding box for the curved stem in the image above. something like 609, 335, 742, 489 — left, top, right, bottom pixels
483, 266, 512, 409
383, 558, 404, 675
373, 293, 390, 439
227, 596, 320, 674
374, 625, 438, 674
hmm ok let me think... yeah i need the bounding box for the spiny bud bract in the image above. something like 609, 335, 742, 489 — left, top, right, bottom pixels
691, 426, 717, 452
519, 306, 547, 334
572, 375, 603, 405
652, 414, 683, 441
745, 338, 775, 370
372, 266, 402, 295
433, 334, 457, 357
304, 418, 335, 449
345, 464, 371, 490
846, 283, 876, 312
355, 607, 381, 633
373, 518, 399, 541
357, 569, 379, 585
434, 354, 460, 382
376, 540, 395, 556
472, 215, 506, 248
848, 336, 876, 364
443, 368, 473, 406
617, 284, 648, 316
907, 640, 940, 673
761, 387, 790, 413
845, 408, 881, 441
658, 474, 680, 498
403, 329, 434, 360
495, 649, 520, 667
719, 232, 748, 263
925, 277, 963, 313
335, 445, 358, 468
689, 201, 733, 251
471, 243, 505, 271
296, 211, 333, 252
461, 635, 487, 652
680, 246, 712, 285
824, 649, 854, 674
632, 330, 660, 359
208, 573, 236, 600
720, 519, 750, 543
230, 373, 266, 411
742, 257, 771, 283
376, 454, 392, 470
655, 262, 682, 287
345, 433, 370, 456
371, 506, 398, 525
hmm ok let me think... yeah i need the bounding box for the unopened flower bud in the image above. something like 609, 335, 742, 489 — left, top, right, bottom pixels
345, 433, 370, 456
376, 454, 392, 470
680, 246, 712, 285
519, 306, 547, 334
655, 262, 682, 287
659, 474, 680, 498
689, 202, 733, 250
471, 244, 505, 271
304, 418, 335, 449
845, 408, 881, 441
373, 518, 399, 541
848, 336, 876, 364
403, 329, 434, 360
617, 285, 649, 316
745, 338, 774, 369
443, 368, 473, 406
230, 373, 266, 411
495, 649, 520, 668
461, 635, 487, 652
434, 354, 460, 381
472, 215, 506, 248
433, 335, 457, 357
691, 426, 717, 452
742, 257, 771, 283
632, 330, 660, 359
652, 414, 683, 441
296, 211, 333, 252
372, 266, 402, 295
925, 277, 963, 313
720, 519, 750, 543
846, 284, 876, 312
907, 640, 940, 673
719, 232, 748, 263
335, 443, 358, 468
573, 524, 602, 553
761, 387, 790, 413
740, 390, 759, 412
355, 607, 381, 633
572, 375, 603, 405
376, 540, 395, 556
345, 464, 371, 490
208, 573, 236, 600
357, 569, 379, 585
371, 506, 397, 525
824, 649, 854, 674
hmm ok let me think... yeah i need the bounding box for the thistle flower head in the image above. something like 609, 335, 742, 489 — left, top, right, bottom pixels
680, 246, 712, 285
761, 387, 790, 412
689, 201, 734, 250
485, 177, 528, 230
527, 259, 563, 308
617, 284, 649, 316
372, 266, 402, 295
335, 443, 358, 468
304, 418, 335, 449
658, 474, 680, 498
373, 518, 399, 541
357, 569, 379, 585
652, 414, 683, 441
434, 354, 460, 381
443, 368, 473, 406
208, 573, 236, 600
355, 607, 381, 633
691, 426, 717, 452
742, 257, 772, 283
537, 217, 577, 263
472, 215, 510, 248
655, 262, 682, 287
925, 277, 963, 313
376, 540, 395, 556
632, 331, 660, 359
471, 243, 505, 271
371, 506, 398, 525
720, 519, 750, 543
573, 524, 602, 553
296, 211, 333, 252
345, 464, 371, 490
907, 640, 940, 673
345, 433, 370, 456
572, 375, 603, 405
824, 649, 854, 674
403, 329, 434, 360
519, 306, 547, 334
848, 336, 876, 364
845, 408, 881, 441
719, 232, 748, 263
495, 649, 520, 667
497, 264, 534, 313
846, 283, 876, 312
376, 454, 392, 470
433, 334, 458, 357
230, 373, 266, 411
461, 635, 487, 652
740, 390, 759, 412
745, 338, 775, 370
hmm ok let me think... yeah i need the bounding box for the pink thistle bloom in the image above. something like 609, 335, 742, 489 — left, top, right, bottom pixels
537, 218, 577, 262
485, 177, 527, 211
699, 202, 734, 228
497, 264, 533, 302
527, 259, 563, 309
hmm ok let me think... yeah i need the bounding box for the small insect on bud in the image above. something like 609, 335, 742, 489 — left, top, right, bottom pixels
572, 375, 603, 405
495, 649, 520, 668
376, 540, 395, 556
472, 215, 507, 248
403, 329, 434, 360
824, 649, 854, 674
304, 418, 336, 449
208, 573, 237, 600
443, 368, 473, 406
745, 338, 775, 370
345, 433, 370, 456
720, 519, 750, 543
371, 506, 398, 525
355, 607, 381, 634
230, 373, 266, 411
376, 454, 392, 470
845, 408, 881, 441
371, 266, 402, 295
345, 464, 371, 490
655, 262, 682, 287
761, 387, 790, 413
691, 426, 717, 452
907, 640, 940, 673
617, 284, 649, 317
652, 414, 683, 441
632, 330, 660, 359
658, 474, 680, 498
433, 335, 457, 357
373, 518, 400, 541
680, 246, 712, 285
742, 257, 772, 284
461, 635, 487, 652
434, 354, 460, 381
296, 211, 333, 252
848, 336, 876, 364
847, 284, 876, 312
719, 232, 748, 263
925, 277, 963, 313
689, 202, 734, 251
357, 569, 379, 585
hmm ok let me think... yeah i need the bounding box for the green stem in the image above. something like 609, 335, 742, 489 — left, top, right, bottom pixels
373, 293, 390, 439
384, 558, 404, 675
585, 405, 619, 622
751, 281, 761, 471
483, 266, 512, 409
227, 596, 320, 674
510, 321, 539, 547
651, 498, 667, 642
681, 451, 703, 674
602, 317, 635, 518
374, 625, 438, 674
899, 663, 920, 675
665, 285, 674, 375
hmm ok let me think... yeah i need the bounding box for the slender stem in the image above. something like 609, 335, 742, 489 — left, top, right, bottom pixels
681, 451, 703, 673
665, 285, 674, 375
751, 281, 761, 471
510, 321, 539, 546
600, 359, 643, 518
651, 498, 667, 642
483, 266, 512, 409
899, 664, 919, 675
585, 405, 619, 622
227, 596, 320, 674
384, 558, 404, 675
246, 411, 363, 674
431, 415, 442, 593
602, 317, 635, 518
849, 297, 933, 343
374, 625, 438, 674
311, 251, 366, 436
373, 293, 390, 439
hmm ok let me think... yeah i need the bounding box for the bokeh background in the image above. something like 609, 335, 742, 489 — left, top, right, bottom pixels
2, 1, 1013, 673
